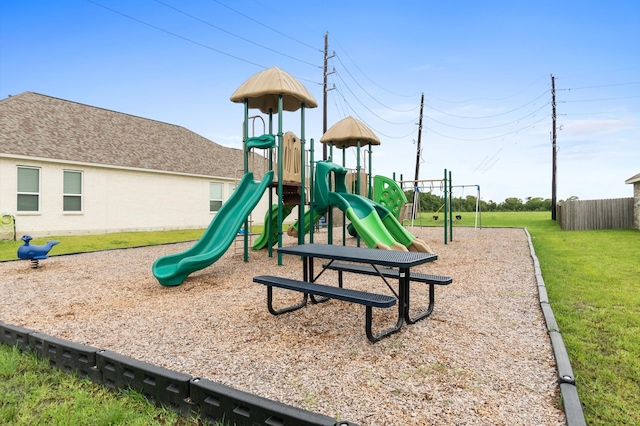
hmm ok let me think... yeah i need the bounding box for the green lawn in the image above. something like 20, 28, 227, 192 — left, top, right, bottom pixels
0, 344, 202, 425
1, 212, 639, 425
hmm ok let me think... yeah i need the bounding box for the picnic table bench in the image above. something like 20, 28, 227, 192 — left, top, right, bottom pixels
322, 262, 452, 287
253, 244, 448, 343
253, 275, 396, 342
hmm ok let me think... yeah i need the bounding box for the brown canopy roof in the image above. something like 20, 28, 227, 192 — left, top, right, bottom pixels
320, 116, 381, 148
230, 66, 318, 113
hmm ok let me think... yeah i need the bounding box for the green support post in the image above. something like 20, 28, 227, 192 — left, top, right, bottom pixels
327, 144, 334, 245
449, 170, 453, 242
342, 146, 346, 245
277, 95, 284, 266
368, 147, 373, 199
299, 104, 306, 246
444, 168, 448, 245
356, 139, 361, 247
243, 100, 250, 262
309, 138, 315, 243
267, 110, 274, 258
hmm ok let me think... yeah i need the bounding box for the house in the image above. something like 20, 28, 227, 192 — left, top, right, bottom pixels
0, 92, 270, 238
625, 172, 640, 230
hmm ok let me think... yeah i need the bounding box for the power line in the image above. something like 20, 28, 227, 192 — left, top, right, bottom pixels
561, 95, 640, 103
333, 54, 419, 113
427, 101, 550, 130
425, 74, 549, 103
330, 33, 419, 99
211, 0, 321, 52
87, 0, 267, 68
154, 0, 319, 68
558, 81, 640, 91
333, 87, 418, 139
425, 114, 551, 142
86, 0, 320, 85
333, 70, 418, 125
426, 89, 551, 119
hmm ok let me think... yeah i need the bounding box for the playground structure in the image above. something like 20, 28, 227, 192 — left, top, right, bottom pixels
152, 66, 430, 286
399, 170, 482, 244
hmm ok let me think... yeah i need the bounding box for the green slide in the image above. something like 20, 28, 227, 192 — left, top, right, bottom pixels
252, 204, 295, 250
331, 192, 408, 251
315, 161, 432, 252
152, 170, 274, 286
287, 209, 325, 238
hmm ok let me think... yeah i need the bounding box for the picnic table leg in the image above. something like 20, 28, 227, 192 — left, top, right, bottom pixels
405, 281, 435, 324
267, 286, 309, 315
365, 305, 404, 343
365, 270, 406, 342
307, 256, 333, 304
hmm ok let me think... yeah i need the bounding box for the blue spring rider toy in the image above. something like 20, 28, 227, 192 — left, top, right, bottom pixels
17, 235, 60, 268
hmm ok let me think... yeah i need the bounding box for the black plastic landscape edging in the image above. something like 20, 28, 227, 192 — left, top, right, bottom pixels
0, 321, 356, 426
524, 229, 587, 426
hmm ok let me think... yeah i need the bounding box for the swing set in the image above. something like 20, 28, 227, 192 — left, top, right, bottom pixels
398, 169, 481, 244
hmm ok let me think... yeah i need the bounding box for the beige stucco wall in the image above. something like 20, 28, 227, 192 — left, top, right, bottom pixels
0, 157, 271, 237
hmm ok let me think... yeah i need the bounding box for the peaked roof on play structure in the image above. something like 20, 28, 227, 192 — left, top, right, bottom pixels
230, 66, 318, 114
320, 115, 381, 148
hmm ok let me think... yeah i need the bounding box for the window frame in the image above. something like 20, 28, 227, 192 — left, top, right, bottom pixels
209, 182, 223, 212
63, 169, 83, 213
16, 166, 41, 213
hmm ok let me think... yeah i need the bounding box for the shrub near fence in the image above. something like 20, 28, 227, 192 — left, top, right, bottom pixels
558, 198, 634, 231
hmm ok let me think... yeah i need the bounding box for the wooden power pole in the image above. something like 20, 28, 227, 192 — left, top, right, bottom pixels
322, 32, 335, 161
414, 93, 424, 183
551, 74, 557, 220
411, 93, 424, 220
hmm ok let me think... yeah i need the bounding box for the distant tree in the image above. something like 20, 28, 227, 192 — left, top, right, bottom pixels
400, 191, 553, 213
481, 200, 498, 212
403, 190, 443, 214
500, 197, 524, 211
525, 197, 546, 211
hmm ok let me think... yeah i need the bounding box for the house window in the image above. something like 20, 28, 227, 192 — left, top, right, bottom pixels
210, 182, 223, 212
17, 166, 40, 212
63, 170, 83, 212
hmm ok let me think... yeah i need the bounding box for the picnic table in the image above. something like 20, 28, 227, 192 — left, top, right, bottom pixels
253, 244, 451, 342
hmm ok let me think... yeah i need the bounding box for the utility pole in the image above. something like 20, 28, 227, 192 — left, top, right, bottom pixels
322, 32, 335, 160
551, 74, 557, 220
411, 93, 424, 220
414, 93, 424, 183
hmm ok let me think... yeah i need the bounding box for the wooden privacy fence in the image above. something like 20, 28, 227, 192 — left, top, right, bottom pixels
558, 197, 634, 231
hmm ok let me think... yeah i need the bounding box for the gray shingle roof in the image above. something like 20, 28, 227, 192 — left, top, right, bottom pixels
0, 92, 262, 178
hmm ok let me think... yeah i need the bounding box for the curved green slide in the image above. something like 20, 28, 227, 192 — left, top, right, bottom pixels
287, 209, 325, 238
315, 161, 431, 252
329, 191, 408, 251
153, 170, 274, 286
252, 204, 295, 250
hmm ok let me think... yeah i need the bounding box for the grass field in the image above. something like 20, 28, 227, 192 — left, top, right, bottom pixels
1, 211, 638, 425
0, 345, 201, 425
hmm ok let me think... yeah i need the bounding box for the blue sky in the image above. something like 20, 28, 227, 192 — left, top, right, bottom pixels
2, 0, 638, 204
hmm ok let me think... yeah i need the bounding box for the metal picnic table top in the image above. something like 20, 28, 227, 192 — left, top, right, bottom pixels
276, 243, 438, 269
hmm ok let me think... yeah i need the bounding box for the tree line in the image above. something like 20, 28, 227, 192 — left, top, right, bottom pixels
404, 191, 563, 212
